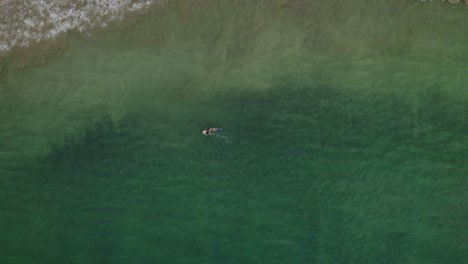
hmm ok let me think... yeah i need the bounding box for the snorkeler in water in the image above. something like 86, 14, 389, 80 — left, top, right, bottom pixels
201, 127, 222, 136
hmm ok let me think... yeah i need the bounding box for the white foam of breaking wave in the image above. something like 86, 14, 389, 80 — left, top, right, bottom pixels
0, 0, 156, 54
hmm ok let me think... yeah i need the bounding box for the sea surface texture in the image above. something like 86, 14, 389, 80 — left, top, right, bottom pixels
0, 1, 467, 263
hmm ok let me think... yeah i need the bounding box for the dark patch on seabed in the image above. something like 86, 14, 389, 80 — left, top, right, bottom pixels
2, 83, 467, 263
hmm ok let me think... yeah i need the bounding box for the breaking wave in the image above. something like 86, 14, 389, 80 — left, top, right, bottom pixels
0, 0, 156, 55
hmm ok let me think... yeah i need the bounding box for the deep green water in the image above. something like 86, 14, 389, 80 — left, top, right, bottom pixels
1, 1, 467, 263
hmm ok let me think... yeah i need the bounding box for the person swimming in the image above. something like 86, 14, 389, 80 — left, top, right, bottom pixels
201, 127, 222, 136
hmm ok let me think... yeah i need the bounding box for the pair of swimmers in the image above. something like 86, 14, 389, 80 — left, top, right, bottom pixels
201, 127, 222, 136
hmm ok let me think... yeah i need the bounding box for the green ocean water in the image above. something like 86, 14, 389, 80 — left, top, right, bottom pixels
0, 1, 467, 263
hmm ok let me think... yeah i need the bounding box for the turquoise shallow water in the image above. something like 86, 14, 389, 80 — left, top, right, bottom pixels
0, 1, 467, 263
